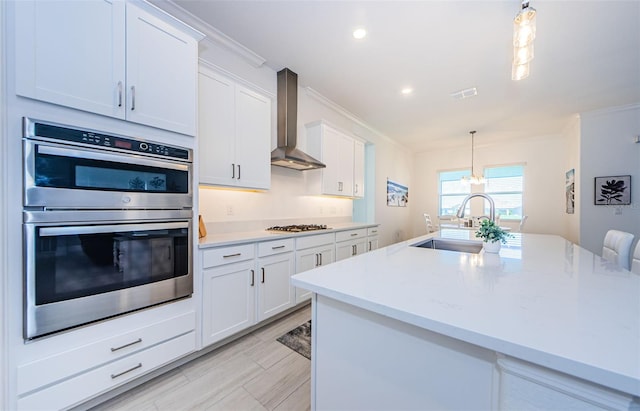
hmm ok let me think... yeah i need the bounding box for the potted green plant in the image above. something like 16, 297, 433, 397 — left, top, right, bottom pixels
475, 219, 513, 253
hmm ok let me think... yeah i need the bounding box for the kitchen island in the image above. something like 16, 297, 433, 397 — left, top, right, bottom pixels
291, 230, 640, 410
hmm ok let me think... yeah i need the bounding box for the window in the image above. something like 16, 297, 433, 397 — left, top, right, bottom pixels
483, 165, 524, 220
439, 170, 471, 216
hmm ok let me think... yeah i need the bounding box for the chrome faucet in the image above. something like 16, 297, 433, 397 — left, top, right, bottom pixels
456, 193, 496, 223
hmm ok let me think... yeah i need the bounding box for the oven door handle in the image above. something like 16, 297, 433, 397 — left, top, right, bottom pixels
36, 144, 189, 171
39, 221, 188, 237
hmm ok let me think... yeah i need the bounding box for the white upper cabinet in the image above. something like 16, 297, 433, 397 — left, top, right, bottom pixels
198, 67, 271, 190
14, 0, 201, 136
306, 120, 365, 198
353, 140, 365, 198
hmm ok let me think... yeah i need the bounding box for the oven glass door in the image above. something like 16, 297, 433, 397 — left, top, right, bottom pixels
24, 219, 192, 339
30, 141, 189, 194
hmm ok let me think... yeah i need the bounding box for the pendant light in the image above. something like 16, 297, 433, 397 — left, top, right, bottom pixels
461, 130, 486, 185
512, 0, 537, 80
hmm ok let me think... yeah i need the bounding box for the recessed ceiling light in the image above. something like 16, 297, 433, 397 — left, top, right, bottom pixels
353, 28, 367, 39
401, 87, 413, 95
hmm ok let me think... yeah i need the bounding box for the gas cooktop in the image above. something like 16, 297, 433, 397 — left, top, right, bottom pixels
266, 224, 329, 233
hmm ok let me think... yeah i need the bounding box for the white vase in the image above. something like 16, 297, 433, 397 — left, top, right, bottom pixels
483, 240, 501, 253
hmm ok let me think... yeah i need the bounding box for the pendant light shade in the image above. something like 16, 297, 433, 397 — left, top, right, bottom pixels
461, 130, 486, 185
512, 0, 537, 81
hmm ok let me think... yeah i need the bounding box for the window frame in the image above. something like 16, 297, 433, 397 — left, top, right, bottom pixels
482, 164, 525, 221
438, 169, 471, 216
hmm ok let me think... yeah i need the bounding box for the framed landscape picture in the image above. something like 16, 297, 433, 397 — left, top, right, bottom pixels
594, 175, 631, 205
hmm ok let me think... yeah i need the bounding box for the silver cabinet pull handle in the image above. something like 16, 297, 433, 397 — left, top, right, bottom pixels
352, 245, 356, 255
338, 181, 343, 192
130, 86, 135, 110
315, 253, 319, 267
232, 163, 235, 179
237, 164, 241, 180
117, 81, 123, 107
261, 267, 265, 283
369, 241, 372, 251
319, 253, 323, 265
355, 184, 358, 194
250, 269, 255, 286
350, 233, 358, 237
110, 338, 142, 352
223, 253, 241, 258
111, 363, 142, 379
272, 245, 285, 250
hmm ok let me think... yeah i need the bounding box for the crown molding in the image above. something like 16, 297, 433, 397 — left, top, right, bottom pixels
148, 0, 267, 68
303, 87, 406, 150
579, 102, 640, 119
198, 59, 275, 99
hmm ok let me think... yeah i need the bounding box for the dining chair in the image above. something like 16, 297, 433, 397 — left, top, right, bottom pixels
438, 215, 460, 229
423, 213, 434, 233
631, 241, 640, 274
602, 230, 635, 270
519, 215, 528, 232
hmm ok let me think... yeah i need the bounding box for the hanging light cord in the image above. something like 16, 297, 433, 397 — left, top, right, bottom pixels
470, 130, 477, 176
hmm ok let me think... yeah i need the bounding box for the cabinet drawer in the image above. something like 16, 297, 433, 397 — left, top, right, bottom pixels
296, 233, 335, 250
336, 229, 367, 242
17, 331, 196, 411
17, 311, 195, 396
367, 226, 379, 236
202, 243, 255, 268
258, 238, 294, 257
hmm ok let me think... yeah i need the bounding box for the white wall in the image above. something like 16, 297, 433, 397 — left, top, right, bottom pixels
412, 134, 570, 239
197, 37, 414, 247
579, 104, 640, 255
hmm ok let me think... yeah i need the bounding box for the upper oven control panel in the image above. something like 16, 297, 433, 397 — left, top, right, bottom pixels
23, 117, 191, 161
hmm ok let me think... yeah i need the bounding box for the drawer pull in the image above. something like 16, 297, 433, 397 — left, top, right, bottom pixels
250, 269, 255, 286
111, 363, 142, 379
110, 338, 142, 352
272, 245, 285, 250
350, 233, 358, 237
223, 253, 241, 258
261, 267, 265, 283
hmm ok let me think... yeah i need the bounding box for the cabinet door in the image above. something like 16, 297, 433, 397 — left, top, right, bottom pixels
202, 260, 256, 347
320, 126, 342, 195
198, 70, 236, 186
295, 245, 335, 303
336, 132, 355, 196
234, 85, 272, 190
126, 3, 198, 135
15, 0, 126, 119
353, 140, 365, 198
367, 236, 379, 252
257, 253, 294, 321
336, 239, 367, 261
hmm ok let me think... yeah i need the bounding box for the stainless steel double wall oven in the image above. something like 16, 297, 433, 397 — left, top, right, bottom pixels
22, 117, 194, 339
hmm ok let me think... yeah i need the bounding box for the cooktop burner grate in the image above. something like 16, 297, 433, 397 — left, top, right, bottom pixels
266, 224, 329, 232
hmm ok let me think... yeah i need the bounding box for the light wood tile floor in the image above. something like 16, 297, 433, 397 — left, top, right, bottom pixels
89, 305, 311, 411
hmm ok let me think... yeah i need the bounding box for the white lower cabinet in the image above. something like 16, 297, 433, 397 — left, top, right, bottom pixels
367, 226, 380, 252
16, 312, 196, 410
295, 233, 335, 303
201, 243, 256, 347
335, 228, 368, 261
257, 239, 295, 321
201, 239, 294, 347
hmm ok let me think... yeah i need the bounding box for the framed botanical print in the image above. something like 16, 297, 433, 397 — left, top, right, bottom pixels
594, 175, 631, 205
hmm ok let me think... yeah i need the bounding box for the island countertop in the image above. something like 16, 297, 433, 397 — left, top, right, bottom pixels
291, 230, 640, 397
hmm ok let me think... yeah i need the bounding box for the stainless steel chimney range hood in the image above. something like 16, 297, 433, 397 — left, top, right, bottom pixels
271, 68, 326, 171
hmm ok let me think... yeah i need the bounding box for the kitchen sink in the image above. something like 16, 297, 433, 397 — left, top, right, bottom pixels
411, 238, 483, 254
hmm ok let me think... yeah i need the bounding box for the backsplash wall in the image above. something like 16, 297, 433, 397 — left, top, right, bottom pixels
198, 165, 353, 232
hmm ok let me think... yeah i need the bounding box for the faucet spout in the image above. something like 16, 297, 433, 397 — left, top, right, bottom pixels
456, 193, 496, 223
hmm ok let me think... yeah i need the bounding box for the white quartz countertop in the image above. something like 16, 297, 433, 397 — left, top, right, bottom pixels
198, 222, 378, 248
291, 230, 640, 396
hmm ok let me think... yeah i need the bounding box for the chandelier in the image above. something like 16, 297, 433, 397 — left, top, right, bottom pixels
461, 130, 486, 185
512, 0, 537, 80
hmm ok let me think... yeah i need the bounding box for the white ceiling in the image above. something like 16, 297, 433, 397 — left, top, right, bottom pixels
169, 0, 640, 152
